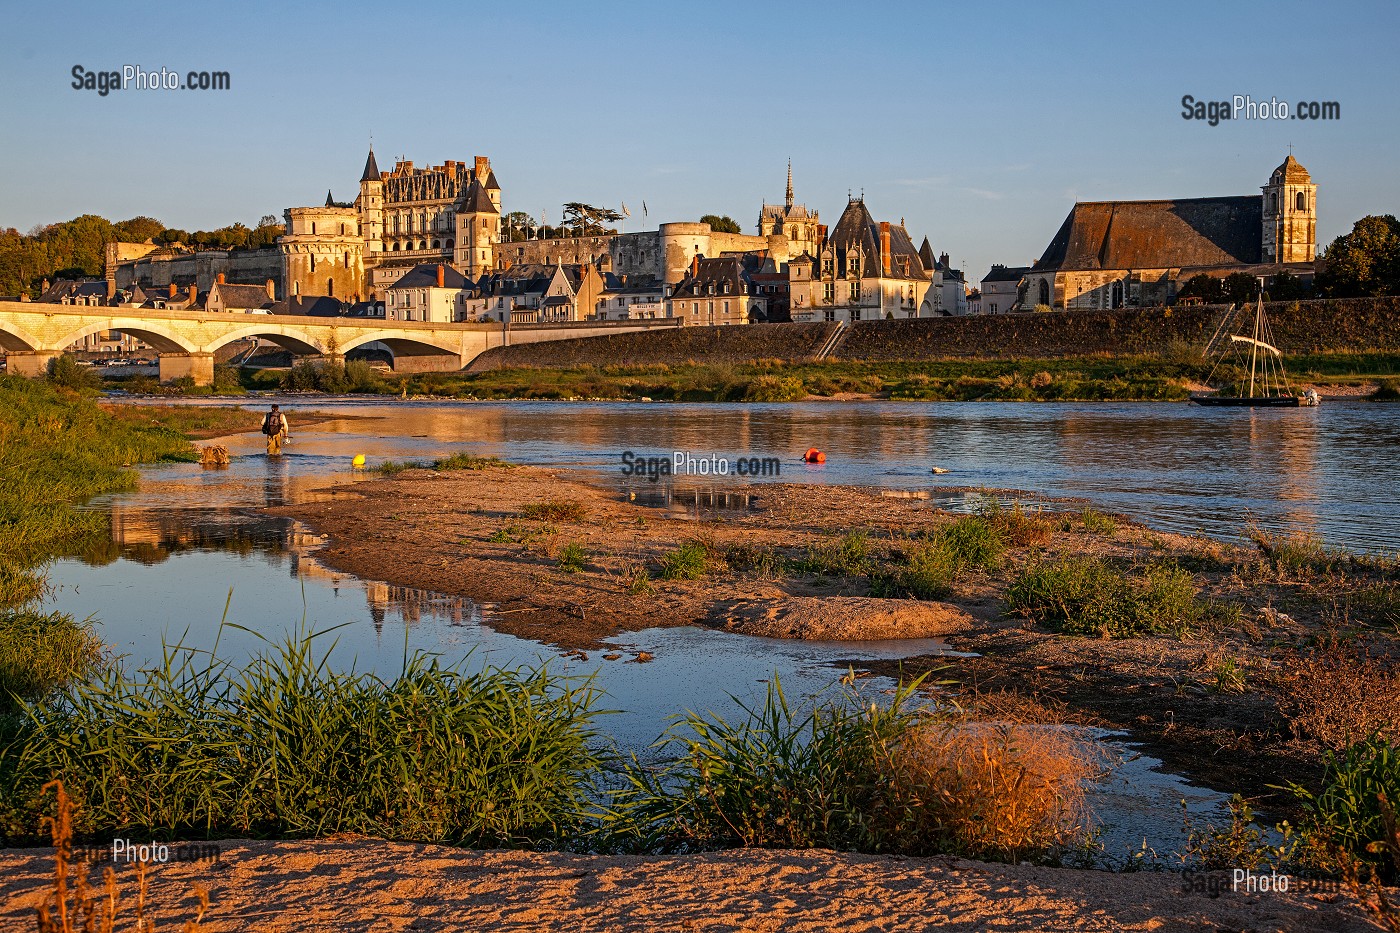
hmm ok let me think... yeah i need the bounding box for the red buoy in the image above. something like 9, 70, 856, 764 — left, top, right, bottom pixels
803, 448, 826, 464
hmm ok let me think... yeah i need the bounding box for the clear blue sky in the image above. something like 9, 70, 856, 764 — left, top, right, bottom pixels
1, 0, 1396, 283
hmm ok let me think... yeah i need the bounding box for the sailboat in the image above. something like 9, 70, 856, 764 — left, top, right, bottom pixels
1194, 292, 1315, 407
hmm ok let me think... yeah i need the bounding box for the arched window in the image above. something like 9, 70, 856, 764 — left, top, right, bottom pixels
312, 222, 317, 235
344, 252, 350, 267
1038, 279, 1050, 306
1296, 191, 1307, 211
309, 255, 316, 271
446, 239, 454, 249
1270, 193, 1278, 213
432, 240, 440, 249
392, 242, 399, 251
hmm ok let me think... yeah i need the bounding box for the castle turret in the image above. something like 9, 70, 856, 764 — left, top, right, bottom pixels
355, 147, 384, 259
454, 176, 499, 276
1262, 154, 1317, 263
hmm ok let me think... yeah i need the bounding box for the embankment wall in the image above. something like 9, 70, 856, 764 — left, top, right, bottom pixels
466, 298, 1400, 371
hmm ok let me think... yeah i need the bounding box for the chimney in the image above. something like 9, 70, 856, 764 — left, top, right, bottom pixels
445, 162, 456, 179
879, 222, 892, 277
474, 156, 489, 180
106, 279, 116, 301
216, 273, 226, 284
817, 225, 828, 250
436, 263, 445, 288
690, 254, 700, 277
42, 278, 50, 294
187, 284, 198, 304
168, 282, 177, 298
266, 278, 276, 300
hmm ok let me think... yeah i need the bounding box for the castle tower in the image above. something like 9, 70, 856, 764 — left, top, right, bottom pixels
1261, 154, 1317, 263
453, 176, 499, 276
355, 147, 384, 258
279, 204, 364, 300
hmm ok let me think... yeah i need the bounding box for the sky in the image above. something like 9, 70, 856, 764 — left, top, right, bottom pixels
1, 0, 1397, 284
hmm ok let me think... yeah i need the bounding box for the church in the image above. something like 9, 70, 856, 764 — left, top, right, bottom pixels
1018, 155, 1318, 310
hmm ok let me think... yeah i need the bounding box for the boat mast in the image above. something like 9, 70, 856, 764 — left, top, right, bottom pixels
1248, 292, 1260, 398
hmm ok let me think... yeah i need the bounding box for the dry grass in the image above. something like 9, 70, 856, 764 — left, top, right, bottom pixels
889, 722, 1107, 862
1281, 637, 1400, 750
35, 780, 209, 933
521, 499, 588, 523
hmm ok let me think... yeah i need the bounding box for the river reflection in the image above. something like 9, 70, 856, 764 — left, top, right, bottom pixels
113, 396, 1400, 552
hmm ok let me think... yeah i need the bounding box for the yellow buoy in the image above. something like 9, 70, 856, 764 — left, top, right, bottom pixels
352, 454, 366, 468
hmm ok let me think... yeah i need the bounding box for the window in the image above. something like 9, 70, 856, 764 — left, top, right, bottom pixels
850, 281, 861, 301
823, 283, 834, 303
1296, 191, 1307, 211
722, 300, 730, 314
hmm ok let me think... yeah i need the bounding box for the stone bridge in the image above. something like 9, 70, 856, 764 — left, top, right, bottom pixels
0, 301, 683, 385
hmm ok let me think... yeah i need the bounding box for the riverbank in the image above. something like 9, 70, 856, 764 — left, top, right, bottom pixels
276, 461, 1400, 815
225, 352, 1400, 403
0, 838, 1374, 932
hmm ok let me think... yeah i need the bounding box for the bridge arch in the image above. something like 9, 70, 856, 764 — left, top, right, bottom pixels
0, 320, 42, 352
338, 331, 463, 360
56, 320, 198, 354
204, 324, 327, 357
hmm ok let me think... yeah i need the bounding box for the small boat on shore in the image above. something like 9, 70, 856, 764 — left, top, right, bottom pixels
1193, 292, 1315, 408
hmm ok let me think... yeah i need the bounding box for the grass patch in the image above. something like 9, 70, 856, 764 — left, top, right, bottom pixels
435, 453, 510, 471
1006, 557, 1235, 638
0, 629, 606, 846
372, 459, 428, 476
557, 541, 587, 573
658, 542, 709, 581
522, 499, 588, 523
869, 539, 960, 600
791, 530, 872, 577
1282, 638, 1400, 750
0, 611, 104, 712
1080, 508, 1118, 535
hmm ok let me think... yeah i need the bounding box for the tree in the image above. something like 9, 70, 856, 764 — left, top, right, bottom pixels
560, 203, 622, 237
1177, 274, 1224, 303
700, 214, 742, 234
1268, 270, 1311, 301
112, 216, 165, 243
1317, 214, 1400, 298
158, 229, 189, 246
1221, 272, 1261, 304
501, 211, 535, 243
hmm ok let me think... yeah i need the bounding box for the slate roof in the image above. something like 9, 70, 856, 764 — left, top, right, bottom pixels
361, 148, 381, 183
387, 263, 471, 290
981, 265, 1030, 284
918, 237, 936, 272
671, 257, 753, 297
483, 169, 500, 190
268, 296, 345, 316
1032, 196, 1264, 272
37, 279, 108, 303
824, 199, 930, 281
455, 177, 498, 214
209, 283, 273, 309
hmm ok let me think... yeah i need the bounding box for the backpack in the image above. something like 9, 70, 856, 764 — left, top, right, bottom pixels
262, 412, 280, 436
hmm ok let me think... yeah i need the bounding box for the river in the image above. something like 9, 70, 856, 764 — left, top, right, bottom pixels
43, 396, 1400, 857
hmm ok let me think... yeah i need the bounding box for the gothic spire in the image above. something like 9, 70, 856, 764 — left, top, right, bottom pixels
360, 146, 380, 183
785, 159, 794, 212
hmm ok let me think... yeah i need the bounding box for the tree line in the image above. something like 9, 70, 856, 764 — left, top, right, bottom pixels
0, 213, 283, 298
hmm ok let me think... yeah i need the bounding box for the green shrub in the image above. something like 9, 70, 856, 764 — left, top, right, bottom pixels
372, 459, 429, 476
45, 356, 99, 391
0, 631, 605, 846
1291, 735, 1400, 882
658, 542, 708, 580
1372, 378, 1400, 402
1006, 557, 1227, 638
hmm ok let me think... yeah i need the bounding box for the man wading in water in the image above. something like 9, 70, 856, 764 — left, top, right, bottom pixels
262, 404, 290, 456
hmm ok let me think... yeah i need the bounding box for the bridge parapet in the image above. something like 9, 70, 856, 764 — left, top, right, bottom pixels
0, 301, 685, 385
